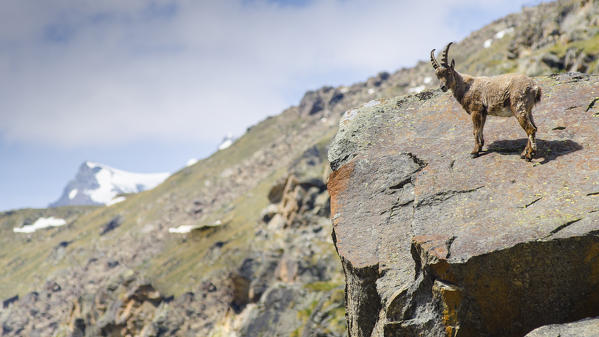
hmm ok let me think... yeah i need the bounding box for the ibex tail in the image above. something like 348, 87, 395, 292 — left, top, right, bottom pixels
534, 86, 542, 103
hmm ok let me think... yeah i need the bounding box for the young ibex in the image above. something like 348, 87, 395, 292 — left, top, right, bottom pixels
431, 42, 542, 161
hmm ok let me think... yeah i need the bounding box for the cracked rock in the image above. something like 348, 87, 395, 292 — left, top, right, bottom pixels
328, 74, 599, 336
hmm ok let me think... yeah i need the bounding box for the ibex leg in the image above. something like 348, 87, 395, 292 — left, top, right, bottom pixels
470, 111, 486, 158
516, 111, 537, 161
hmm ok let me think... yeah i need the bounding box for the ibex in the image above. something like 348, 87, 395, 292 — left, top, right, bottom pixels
430, 42, 542, 161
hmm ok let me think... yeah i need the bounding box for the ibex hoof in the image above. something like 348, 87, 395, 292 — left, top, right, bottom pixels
470, 152, 480, 159
522, 152, 534, 161
521, 149, 535, 161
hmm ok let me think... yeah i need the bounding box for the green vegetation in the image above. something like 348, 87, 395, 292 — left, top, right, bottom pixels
0, 206, 97, 297
461, 34, 515, 75
146, 168, 283, 295
547, 33, 599, 58
291, 299, 319, 337
315, 287, 347, 335
292, 286, 347, 337
0, 111, 296, 298
304, 280, 343, 292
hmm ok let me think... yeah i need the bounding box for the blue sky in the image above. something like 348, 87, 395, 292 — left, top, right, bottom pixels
0, 0, 544, 211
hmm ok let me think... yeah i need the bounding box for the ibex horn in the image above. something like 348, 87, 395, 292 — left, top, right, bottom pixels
430, 49, 440, 70
441, 42, 453, 68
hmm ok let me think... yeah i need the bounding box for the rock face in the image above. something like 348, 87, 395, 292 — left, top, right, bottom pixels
328, 73, 599, 337
525, 317, 599, 337
1, 137, 345, 337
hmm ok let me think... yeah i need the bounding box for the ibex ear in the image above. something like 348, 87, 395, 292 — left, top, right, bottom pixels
451, 59, 455, 69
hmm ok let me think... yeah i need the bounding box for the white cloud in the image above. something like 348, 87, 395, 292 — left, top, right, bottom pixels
0, 0, 534, 148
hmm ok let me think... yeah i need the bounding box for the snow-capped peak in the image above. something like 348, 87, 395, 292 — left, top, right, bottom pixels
86, 161, 100, 169
50, 161, 170, 207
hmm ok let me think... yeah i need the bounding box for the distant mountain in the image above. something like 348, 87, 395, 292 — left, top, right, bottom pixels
49, 161, 169, 207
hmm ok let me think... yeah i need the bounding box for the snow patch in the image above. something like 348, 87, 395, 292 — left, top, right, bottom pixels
340, 87, 349, 93
107, 196, 126, 206
168, 220, 223, 234
364, 100, 380, 108
423, 76, 432, 84
367, 88, 375, 95
169, 225, 197, 233
408, 85, 425, 94
186, 158, 199, 167
218, 139, 233, 150
68, 189, 78, 200
484, 28, 513, 48
13, 217, 66, 233
218, 133, 235, 151
494, 27, 514, 39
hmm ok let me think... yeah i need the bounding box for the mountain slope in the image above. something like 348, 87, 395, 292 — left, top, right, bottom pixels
1, 1, 599, 336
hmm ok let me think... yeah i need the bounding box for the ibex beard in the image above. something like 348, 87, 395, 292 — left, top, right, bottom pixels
431, 42, 542, 161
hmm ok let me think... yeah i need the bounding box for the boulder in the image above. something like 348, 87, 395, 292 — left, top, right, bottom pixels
298, 88, 329, 116
525, 317, 599, 337
237, 283, 303, 337
100, 216, 122, 235
260, 204, 279, 223
563, 48, 594, 73
327, 73, 599, 337
540, 52, 564, 69
267, 177, 288, 204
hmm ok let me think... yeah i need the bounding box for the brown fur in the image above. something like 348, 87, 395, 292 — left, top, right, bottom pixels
431, 43, 542, 161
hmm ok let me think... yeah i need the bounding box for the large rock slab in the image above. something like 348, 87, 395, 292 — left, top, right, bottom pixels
328, 73, 599, 337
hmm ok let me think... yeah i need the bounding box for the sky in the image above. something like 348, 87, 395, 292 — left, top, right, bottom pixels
0, 0, 544, 211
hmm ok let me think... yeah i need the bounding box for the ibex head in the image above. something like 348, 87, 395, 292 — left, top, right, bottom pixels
430, 42, 456, 92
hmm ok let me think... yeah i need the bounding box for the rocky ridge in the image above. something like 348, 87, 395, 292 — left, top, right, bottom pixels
327, 73, 599, 336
